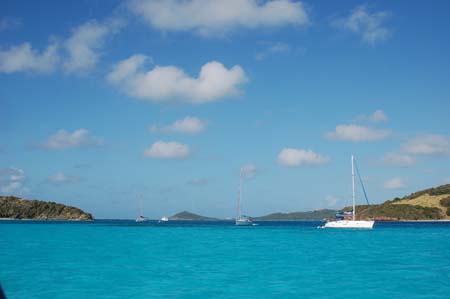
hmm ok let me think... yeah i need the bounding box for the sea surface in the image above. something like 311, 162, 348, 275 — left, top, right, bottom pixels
1, 220, 449, 299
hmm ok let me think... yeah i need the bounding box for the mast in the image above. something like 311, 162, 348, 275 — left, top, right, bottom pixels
351, 155, 356, 221
236, 168, 242, 220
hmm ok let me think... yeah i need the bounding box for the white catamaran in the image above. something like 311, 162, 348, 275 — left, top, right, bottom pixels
235, 167, 253, 226
321, 155, 374, 229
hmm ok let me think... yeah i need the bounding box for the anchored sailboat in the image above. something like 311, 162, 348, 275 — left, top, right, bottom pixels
235, 167, 253, 226
135, 196, 148, 222
321, 155, 374, 229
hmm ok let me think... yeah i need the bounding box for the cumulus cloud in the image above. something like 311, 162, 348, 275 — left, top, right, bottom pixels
333, 5, 392, 45
278, 148, 329, 167
47, 172, 80, 185
240, 164, 259, 178
128, 0, 309, 36
383, 177, 407, 190
108, 55, 248, 103
0, 42, 60, 73
356, 109, 388, 123
0, 18, 122, 74
41, 129, 104, 150
0, 167, 29, 195
63, 19, 122, 74
143, 141, 191, 159
150, 116, 207, 134
403, 134, 450, 156
382, 152, 416, 167
327, 124, 391, 142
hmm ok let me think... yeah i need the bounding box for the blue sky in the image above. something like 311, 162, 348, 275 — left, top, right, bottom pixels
1, 0, 449, 219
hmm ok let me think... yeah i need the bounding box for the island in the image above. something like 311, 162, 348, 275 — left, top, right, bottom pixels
169, 211, 216, 221
254, 209, 337, 221
350, 184, 450, 221
0, 196, 94, 220
167, 184, 450, 221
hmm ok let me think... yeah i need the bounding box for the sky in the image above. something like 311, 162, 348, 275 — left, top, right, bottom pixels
1, 0, 450, 219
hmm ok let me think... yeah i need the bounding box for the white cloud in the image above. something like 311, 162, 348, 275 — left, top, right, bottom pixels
0, 167, 29, 195
108, 55, 248, 103
241, 164, 258, 178
47, 172, 80, 185
403, 134, 450, 156
128, 0, 309, 36
333, 5, 392, 45
382, 152, 416, 167
356, 109, 388, 123
255, 42, 291, 60
41, 129, 104, 150
0, 42, 59, 73
144, 141, 191, 159
64, 19, 122, 74
150, 116, 207, 134
0, 18, 122, 75
327, 124, 391, 142
383, 177, 407, 190
278, 148, 329, 167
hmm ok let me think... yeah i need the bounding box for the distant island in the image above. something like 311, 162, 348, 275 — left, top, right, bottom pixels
169, 184, 450, 221
254, 209, 337, 221
169, 211, 216, 221
0, 196, 94, 221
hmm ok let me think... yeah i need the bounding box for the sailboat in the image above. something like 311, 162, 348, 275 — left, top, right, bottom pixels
321, 155, 374, 229
235, 167, 253, 226
135, 196, 148, 222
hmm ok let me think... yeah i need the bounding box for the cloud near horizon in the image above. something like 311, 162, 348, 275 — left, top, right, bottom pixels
278, 148, 329, 167
107, 55, 248, 103
128, 0, 309, 37
382, 152, 416, 167
402, 134, 450, 156
383, 177, 407, 190
150, 116, 207, 134
143, 141, 191, 159
327, 124, 391, 142
0, 167, 29, 195
47, 172, 81, 185
41, 129, 104, 150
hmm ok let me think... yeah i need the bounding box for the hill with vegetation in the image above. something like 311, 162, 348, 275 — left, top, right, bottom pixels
348, 184, 450, 221
169, 211, 216, 220
255, 209, 337, 221
0, 196, 94, 220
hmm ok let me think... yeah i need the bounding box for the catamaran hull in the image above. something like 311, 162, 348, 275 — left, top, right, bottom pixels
235, 220, 253, 226
321, 220, 374, 229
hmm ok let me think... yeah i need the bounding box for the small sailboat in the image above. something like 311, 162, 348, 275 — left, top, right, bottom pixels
235, 167, 253, 226
160, 216, 169, 222
135, 196, 149, 222
321, 155, 374, 229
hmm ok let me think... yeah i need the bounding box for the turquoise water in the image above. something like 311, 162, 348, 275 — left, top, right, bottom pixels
1, 221, 449, 299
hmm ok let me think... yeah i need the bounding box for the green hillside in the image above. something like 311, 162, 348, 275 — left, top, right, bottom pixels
255, 209, 337, 221
0, 196, 94, 220
349, 184, 450, 220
